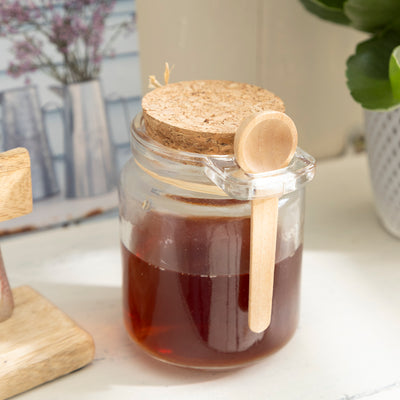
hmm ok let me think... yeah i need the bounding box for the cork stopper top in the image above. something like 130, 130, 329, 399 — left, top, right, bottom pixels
141, 80, 285, 155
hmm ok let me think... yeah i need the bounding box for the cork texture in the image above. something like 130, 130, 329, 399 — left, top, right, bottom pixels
142, 80, 285, 155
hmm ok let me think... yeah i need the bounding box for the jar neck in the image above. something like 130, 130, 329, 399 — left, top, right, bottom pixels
130, 112, 316, 201
131, 112, 226, 186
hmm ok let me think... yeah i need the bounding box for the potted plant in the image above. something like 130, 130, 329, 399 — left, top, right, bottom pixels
299, 0, 400, 238
0, 1, 134, 198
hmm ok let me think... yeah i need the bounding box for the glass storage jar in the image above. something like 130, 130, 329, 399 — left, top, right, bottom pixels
119, 107, 315, 370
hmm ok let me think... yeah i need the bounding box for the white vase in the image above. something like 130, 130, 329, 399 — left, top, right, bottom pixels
364, 107, 400, 238
62, 80, 116, 198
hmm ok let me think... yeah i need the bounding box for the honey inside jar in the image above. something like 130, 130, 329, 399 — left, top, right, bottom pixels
122, 208, 302, 368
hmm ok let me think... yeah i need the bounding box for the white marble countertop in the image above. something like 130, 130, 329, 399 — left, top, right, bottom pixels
2, 153, 400, 400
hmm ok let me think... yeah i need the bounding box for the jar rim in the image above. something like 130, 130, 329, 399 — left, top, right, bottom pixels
131, 112, 316, 200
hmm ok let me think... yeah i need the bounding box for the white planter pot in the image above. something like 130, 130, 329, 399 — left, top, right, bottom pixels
364, 107, 400, 238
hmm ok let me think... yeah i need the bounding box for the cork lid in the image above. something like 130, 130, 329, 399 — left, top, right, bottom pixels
142, 80, 285, 155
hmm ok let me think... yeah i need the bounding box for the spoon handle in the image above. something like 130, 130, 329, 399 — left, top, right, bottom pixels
248, 196, 278, 333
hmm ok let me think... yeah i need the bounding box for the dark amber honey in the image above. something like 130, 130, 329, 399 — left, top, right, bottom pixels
122, 211, 302, 369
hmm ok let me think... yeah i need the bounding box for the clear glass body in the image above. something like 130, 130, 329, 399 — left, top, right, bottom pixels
119, 114, 313, 370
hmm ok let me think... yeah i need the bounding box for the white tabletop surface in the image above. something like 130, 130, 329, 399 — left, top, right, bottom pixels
2, 153, 400, 400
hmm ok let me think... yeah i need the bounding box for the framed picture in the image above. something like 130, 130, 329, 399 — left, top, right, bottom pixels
0, 0, 141, 234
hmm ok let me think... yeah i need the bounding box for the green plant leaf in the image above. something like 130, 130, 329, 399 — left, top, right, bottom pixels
344, 0, 400, 33
299, 0, 350, 25
389, 46, 400, 101
346, 31, 400, 110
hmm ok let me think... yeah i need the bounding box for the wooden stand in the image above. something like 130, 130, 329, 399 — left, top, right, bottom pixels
0, 148, 95, 398
0, 286, 95, 400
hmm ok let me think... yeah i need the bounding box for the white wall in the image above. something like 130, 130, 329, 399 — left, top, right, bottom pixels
137, 0, 366, 159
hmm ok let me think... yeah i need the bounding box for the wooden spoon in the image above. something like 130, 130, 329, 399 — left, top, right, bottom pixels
234, 111, 298, 333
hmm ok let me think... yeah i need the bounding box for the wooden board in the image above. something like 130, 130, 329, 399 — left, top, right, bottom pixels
0, 286, 95, 400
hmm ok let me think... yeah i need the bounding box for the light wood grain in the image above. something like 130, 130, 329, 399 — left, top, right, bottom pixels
0, 249, 13, 322
0, 286, 95, 400
0, 147, 33, 322
234, 111, 297, 173
234, 111, 297, 333
0, 147, 32, 223
248, 197, 279, 332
